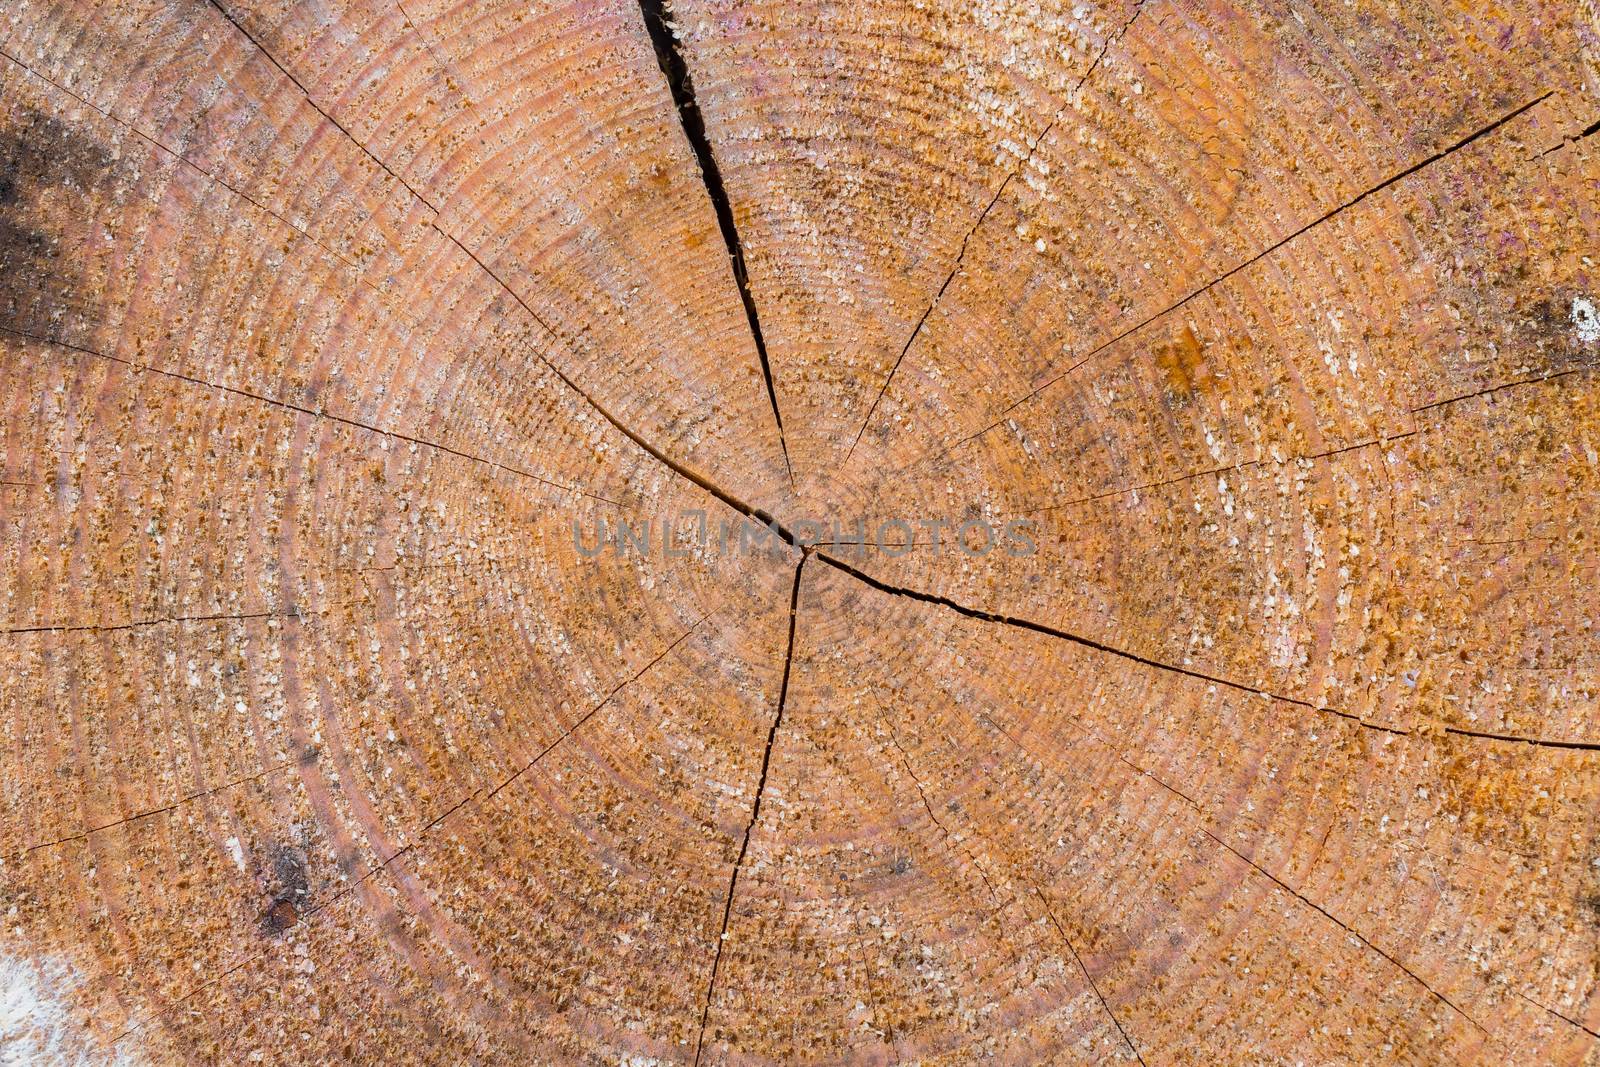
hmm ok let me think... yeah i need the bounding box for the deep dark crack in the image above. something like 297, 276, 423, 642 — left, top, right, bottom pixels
638, 0, 796, 490
813, 550, 1600, 751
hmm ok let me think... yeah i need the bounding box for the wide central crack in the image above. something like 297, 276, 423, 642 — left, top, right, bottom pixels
638, 0, 797, 491
175, 0, 1590, 757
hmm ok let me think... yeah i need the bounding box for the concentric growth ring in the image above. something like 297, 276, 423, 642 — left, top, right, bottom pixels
2, 1, 1599, 1064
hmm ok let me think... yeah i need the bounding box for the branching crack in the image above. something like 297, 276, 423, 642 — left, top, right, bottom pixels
693, 554, 807, 1066
638, 0, 796, 490
843, 0, 1147, 467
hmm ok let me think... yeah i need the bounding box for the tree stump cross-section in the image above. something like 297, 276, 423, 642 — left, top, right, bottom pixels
2, 0, 1600, 1063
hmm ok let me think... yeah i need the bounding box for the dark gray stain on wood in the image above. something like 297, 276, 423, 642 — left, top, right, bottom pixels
0, 106, 119, 343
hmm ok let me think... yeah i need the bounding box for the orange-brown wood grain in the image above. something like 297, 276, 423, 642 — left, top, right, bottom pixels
2, 0, 1599, 1063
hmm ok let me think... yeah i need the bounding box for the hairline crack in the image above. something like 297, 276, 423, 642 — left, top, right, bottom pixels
693, 552, 807, 1065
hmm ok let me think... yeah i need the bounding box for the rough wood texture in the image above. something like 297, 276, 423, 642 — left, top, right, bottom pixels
3, 1, 1600, 1063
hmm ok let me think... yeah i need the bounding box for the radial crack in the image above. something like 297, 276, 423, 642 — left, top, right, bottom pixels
10, 18, 1579, 1055
875, 707, 1142, 1063
693, 554, 807, 1066
6, 34, 803, 633
204, 0, 440, 212
812, 550, 1600, 751
4, 607, 315, 637
481, 612, 711, 806
843, 0, 1147, 467
637, 0, 796, 490
1203, 823, 1488, 1034
1033, 429, 1419, 513
4, 26, 774, 525
434, 230, 795, 530
370, 610, 711, 868
876, 673, 1488, 1056
1115, 753, 1490, 1036
1534, 114, 1600, 159
919, 89, 1554, 464
842, 117, 1058, 467
110, 613, 708, 1044
1411, 365, 1597, 413
1035, 888, 1149, 1066
852, 912, 899, 1059
0, 46, 450, 357
1, 325, 622, 507
21, 759, 303, 856
1513, 990, 1600, 1040
883, 727, 1004, 905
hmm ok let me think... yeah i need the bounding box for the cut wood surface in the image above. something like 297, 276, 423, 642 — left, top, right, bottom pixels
2, 0, 1600, 1063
